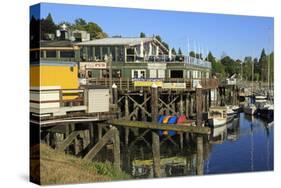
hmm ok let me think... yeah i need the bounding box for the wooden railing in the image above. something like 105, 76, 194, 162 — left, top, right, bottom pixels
87, 78, 219, 90
30, 88, 85, 107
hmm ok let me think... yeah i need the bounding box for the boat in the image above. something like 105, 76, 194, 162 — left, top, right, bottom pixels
255, 95, 267, 102
257, 103, 274, 119
232, 105, 241, 113
158, 115, 176, 136
243, 104, 257, 115
208, 106, 227, 128
177, 115, 187, 124
167, 116, 177, 136
226, 107, 235, 123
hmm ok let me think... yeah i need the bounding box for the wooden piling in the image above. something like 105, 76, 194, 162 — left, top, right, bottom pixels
196, 84, 203, 127
196, 136, 204, 175
151, 84, 161, 178
113, 127, 121, 172
112, 83, 118, 105
185, 93, 190, 117
179, 94, 184, 115
125, 95, 130, 146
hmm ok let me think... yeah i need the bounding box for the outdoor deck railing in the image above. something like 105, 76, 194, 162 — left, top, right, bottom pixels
87, 78, 218, 90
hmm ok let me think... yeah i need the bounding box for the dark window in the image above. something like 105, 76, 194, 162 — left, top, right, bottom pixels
113, 69, 121, 78
170, 70, 183, 78
30, 51, 39, 62
46, 50, 56, 58
60, 51, 74, 58
40, 51, 44, 58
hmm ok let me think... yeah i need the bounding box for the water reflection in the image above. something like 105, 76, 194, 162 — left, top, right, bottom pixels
124, 113, 273, 178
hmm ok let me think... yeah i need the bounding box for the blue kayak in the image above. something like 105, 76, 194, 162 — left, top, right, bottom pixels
167, 116, 177, 136
158, 115, 165, 135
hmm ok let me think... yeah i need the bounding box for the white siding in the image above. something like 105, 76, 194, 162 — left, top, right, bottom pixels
150, 70, 157, 78
158, 70, 165, 78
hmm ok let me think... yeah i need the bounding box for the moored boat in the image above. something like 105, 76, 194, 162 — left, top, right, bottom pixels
208, 106, 227, 128
243, 104, 257, 115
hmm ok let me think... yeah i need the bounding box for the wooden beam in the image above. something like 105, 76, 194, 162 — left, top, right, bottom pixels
129, 129, 151, 150
128, 95, 151, 118
83, 127, 115, 161
109, 120, 210, 134
56, 131, 81, 152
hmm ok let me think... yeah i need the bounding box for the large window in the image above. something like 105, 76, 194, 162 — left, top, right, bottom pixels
46, 50, 56, 58
60, 51, 74, 58
170, 70, 183, 78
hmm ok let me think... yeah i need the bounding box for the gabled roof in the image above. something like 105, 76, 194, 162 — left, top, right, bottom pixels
76, 37, 169, 53
76, 37, 154, 46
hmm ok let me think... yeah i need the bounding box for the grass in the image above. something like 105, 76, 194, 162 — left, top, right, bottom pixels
30, 144, 130, 185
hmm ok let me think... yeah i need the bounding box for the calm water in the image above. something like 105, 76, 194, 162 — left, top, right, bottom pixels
204, 113, 274, 174
125, 113, 274, 178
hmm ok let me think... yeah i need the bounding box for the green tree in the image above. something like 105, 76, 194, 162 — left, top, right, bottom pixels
259, 48, 268, 82
207, 52, 216, 64
155, 35, 162, 42
73, 18, 107, 39
171, 48, 176, 55
140, 32, 146, 38
178, 48, 182, 55
189, 51, 195, 57
221, 56, 240, 77
40, 13, 58, 39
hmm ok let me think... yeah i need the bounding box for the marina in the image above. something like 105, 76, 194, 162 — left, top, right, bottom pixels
29, 4, 274, 184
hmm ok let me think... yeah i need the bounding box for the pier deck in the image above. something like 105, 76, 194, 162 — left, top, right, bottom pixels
109, 119, 210, 135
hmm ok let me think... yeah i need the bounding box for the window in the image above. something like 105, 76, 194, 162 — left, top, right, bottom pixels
60, 51, 74, 58
132, 70, 146, 79
170, 70, 183, 78
133, 71, 138, 78
46, 50, 56, 58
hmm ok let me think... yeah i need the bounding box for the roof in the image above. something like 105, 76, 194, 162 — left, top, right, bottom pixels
76, 37, 154, 46
40, 40, 77, 47
30, 60, 77, 66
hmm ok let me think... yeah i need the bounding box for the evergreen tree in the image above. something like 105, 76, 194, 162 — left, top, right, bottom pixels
140, 32, 146, 38
40, 13, 58, 39
259, 48, 267, 81
171, 48, 177, 55
178, 48, 182, 55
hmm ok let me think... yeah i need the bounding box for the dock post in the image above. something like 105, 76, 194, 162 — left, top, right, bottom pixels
190, 94, 194, 115
112, 127, 121, 172
196, 83, 203, 127
180, 94, 184, 115
151, 83, 161, 177
196, 136, 204, 175
125, 95, 129, 147
185, 93, 190, 117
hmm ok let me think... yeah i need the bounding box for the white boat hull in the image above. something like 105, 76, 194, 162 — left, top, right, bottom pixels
208, 118, 227, 128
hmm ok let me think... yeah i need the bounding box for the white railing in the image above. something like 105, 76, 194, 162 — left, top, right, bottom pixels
141, 55, 211, 69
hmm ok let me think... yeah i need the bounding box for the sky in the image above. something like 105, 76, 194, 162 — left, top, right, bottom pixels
33, 3, 274, 60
